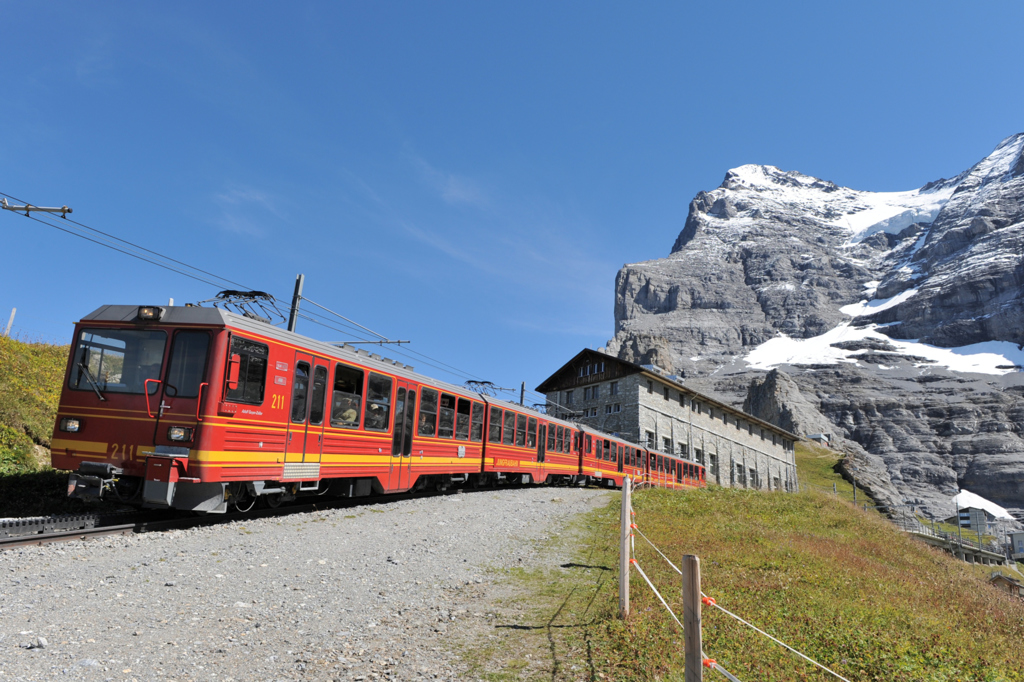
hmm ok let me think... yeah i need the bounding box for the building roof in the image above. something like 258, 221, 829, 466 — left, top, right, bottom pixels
535, 347, 799, 441
954, 489, 1015, 520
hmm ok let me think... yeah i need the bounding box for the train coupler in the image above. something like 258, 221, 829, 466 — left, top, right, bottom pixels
67, 462, 123, 500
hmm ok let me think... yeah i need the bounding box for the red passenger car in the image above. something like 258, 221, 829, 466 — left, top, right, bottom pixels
53, 304, 704, 513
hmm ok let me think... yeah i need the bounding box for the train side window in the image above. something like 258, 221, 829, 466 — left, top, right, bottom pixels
331, 364, 364, 429
527, 417, 537, 448
455, 398, 471, 440
308, 365, 328, 426
224, 336, 269, 405
503, 411, 516, 445
470, 403, 484, 442
419, 388, 438, 436
618, 445, 624, 463
595, 439, 603, 461
556, 425, 564, 452
364, 373, 392, 431
515, 414, 527, 447
547, 424, 556, 451
585, 434, 592, 454
438, 393, 456, 438
164, 331, 210, 398
488, 407, 503, 443
290, 362, 311, 423
606, 441, 614, 462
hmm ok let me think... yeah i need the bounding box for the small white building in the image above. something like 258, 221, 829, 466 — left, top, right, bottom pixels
1009, 532, 1024, 562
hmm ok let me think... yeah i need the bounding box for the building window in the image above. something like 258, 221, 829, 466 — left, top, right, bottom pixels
663, 387, 670, 401
610, 381, 618, 396
679, 393, 686, 407
645, 431, 655, 448
663, 437, 672, 452
593, 384, 600, 399
605, 404, 612, 414
647, 381, 653, 394
565, 390, 574, 405
679, 442, 688, 457
613, 403, 621, 413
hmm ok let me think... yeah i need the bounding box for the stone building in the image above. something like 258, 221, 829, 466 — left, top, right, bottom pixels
536, 349, 799, 491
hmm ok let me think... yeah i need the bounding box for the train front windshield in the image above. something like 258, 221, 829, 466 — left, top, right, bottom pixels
70, 328, 167, 396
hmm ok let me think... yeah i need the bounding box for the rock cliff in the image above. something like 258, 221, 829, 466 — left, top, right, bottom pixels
606, 134, 1024, 521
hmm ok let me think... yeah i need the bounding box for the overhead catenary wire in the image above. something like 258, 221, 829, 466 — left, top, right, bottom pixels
2, 189, 515, 393
17, 213, 229, 290
0, 190, 255, 292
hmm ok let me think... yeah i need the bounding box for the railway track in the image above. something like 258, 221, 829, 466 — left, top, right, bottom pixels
0, 484, 531, 550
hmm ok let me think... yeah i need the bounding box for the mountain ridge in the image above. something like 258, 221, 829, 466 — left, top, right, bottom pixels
606, 133, 1024, 520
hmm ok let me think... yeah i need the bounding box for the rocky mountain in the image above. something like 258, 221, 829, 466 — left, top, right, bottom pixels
605, 133, 1024, 521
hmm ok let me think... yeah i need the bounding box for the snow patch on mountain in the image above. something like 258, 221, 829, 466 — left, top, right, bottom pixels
840, 288, 919, 317
719, 163, 956, 244
744, 323, 1024, 375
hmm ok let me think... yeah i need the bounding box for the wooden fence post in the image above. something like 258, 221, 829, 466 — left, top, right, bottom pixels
683, 554, 702, 682
620, 476, 631, 618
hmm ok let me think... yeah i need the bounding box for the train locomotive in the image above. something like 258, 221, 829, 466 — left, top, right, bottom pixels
52, 304, 705, 513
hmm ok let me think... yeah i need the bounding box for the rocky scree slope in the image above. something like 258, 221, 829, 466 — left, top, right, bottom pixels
605, 134, 1024, 521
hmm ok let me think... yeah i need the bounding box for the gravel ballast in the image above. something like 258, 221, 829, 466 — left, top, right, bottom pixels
0, 486, 611, 681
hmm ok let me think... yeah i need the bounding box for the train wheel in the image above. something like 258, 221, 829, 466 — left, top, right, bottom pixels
230, 483, 257, 513
260, 493, 284, 509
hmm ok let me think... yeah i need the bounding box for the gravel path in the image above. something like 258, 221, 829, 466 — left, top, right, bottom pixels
0, 487, 611, 682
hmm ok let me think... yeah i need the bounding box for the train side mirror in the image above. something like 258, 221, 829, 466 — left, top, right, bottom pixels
227, 354, 241, 390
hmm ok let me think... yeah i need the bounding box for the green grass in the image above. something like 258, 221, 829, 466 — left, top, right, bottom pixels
0, 334, 67, 473
795, 440, 875, 507
462, 450, 1024, 681
0, 336, 125, 516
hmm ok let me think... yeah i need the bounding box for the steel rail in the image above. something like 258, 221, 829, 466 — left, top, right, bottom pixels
0, 481, 555, 551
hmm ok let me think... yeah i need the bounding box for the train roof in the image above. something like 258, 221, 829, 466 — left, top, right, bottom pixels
78, 304, 580, 430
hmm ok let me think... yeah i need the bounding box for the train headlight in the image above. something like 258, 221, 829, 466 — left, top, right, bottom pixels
59, 417, 81, 433
167, 426, 194, 442
137, 306, 165, 321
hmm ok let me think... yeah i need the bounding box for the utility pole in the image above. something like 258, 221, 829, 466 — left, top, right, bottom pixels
4, 308, 14, 337
287, 274, 305, 333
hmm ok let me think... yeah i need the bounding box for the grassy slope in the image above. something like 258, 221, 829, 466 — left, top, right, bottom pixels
464, 444, 1024, 682
0, 334, 66, 475
0, 336, 112, 516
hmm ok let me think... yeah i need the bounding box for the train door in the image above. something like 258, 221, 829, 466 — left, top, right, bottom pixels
537, 424, 546, 463
285, 353, 329, 467
153, 329, 212, 449
617, 444, 624, 474
389, 380, 416, 490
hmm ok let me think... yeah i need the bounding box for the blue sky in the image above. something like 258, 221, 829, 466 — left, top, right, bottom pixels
1, 1, 1022, 404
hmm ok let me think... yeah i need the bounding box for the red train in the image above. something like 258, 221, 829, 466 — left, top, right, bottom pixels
52, 305, 705, 513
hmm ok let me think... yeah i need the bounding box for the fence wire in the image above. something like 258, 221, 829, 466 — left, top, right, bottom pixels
629, 486, 851, 682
